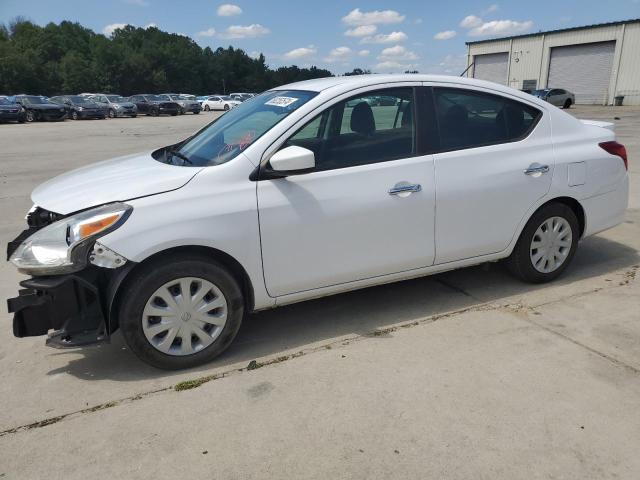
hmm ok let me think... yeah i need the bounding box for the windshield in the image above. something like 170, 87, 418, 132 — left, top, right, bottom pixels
531, 89, 550, 96
221, 96, 233, 101
68, 95, 95, 105
20, 96, 47, 105
106, 95, 126, 102
156, 90, 317, 167
147, 95, 165, 101
0, 97, 11, 105
179, 95, 194, 100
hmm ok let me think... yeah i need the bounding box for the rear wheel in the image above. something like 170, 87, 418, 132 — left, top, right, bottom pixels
506, 203, 579, 283
119, 256, 244, 369
563, 99, 572, 109
204, 105, 210, 111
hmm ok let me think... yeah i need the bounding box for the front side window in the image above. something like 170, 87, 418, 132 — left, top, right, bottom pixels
434, 88, 541, 152
285, 87, 415, 172
156, 89, 317, 167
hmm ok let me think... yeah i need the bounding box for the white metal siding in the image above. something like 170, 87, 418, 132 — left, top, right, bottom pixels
473, 53, 509, 85
548, 41, 616, 104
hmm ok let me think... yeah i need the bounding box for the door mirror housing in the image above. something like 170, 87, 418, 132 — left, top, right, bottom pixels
269, 146, 315, 174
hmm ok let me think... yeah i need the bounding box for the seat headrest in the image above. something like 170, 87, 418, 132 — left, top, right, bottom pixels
350, 102, 375, 136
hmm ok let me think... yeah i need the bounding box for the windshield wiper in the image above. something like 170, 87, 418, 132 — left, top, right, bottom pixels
167, 147, 193, 165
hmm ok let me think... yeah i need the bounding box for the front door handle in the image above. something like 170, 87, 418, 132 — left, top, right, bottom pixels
524, 163, 549, 176
388, 183, 422, 195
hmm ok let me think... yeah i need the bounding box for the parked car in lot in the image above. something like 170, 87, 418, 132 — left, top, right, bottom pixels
14, 95, 67, 122
89, 94, 138, 118
128, 94, 180, 116
159, 94, 201, 114
0, 96, 26, 123
50, 95, 106, 120
530, 88, 575, 109
7, 75, 629, 369
201, 95, 241, 111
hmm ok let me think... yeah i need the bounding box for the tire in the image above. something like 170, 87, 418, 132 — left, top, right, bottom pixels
506, 202, 579, 283
179, 108, 184, 115
71, 111, 78, 120
204, 105, 210, 111
194, 110, 200, 114
25, 110, 35, 123
131, 114, 137, 118
150, 109, 159, 117
108, 109, 115, 118
563, 99, 572, 109
171, 112, 178, 116
224, 104, 230, 111
119, 255, 244, 369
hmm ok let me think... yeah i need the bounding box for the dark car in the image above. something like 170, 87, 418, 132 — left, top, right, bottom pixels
0, 96, 26, 123
159, 94, 201, 114
50, 95, 107, 120
128, 94, 180, 116
14, 95, 67, 122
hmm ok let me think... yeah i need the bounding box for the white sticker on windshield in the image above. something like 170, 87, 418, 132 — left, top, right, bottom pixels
265, 96, 299, 108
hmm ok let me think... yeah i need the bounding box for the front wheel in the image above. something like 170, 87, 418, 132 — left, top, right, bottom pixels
71, 111, 78, 120
506, 203, 579, 283
204, 105, 210, 111
563, 99, 572, 109
223, 104, 230, 111
25, 110, 35, 122
119, 256, 244, 369
108, 109, 116, 118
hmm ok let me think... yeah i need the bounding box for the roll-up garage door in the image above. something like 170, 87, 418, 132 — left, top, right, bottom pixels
473, 53, 508, 85
548, 41, 615, 105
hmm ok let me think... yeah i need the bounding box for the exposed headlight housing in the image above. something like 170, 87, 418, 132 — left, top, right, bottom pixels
10, 203, 132, 275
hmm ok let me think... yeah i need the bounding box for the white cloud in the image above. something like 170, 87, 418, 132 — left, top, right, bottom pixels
123, 0, 149, 6
249, 51, 261, 59
468, 19, 533, 37
145, 22, 157, 29
196, 27, 217, 37
102, 23, 129, 35
434, 30, 457, 40
284, 45, 317, 60
360, 31, 408, 44
344, 25, 377, 37
378, 45, 418, 61
375, 61, 413, 71
323, 46, 353, 62
460, 15, 482, 28
485, 4, 499, 13
218, 24, 270, 39
358, 49, 370, 57
342, 8, 405, 26
217, 4, 242, 16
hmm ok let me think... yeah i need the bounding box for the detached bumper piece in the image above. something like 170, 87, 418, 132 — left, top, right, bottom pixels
7, 274, 108, 348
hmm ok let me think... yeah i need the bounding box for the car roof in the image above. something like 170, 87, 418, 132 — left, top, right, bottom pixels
273, 74, 542, 104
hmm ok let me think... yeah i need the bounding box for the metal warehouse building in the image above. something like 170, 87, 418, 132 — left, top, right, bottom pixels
465, 19, 640, 105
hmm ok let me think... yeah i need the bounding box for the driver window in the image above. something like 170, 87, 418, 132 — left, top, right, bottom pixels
285, 87, 415, 172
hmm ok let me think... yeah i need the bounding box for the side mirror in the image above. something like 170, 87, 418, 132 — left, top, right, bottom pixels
269, 146, 315, 174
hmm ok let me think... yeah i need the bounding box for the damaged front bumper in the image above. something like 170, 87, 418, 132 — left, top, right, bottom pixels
7, 270, 109, 348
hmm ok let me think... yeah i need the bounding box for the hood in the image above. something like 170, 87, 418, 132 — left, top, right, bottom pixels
114, 101, 136, 108
32, 151, 203, 215
28, 103, 65, 111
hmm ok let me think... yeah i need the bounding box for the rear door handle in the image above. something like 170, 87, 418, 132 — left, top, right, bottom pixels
524, 163, 549, 175
388, 183, 422, 195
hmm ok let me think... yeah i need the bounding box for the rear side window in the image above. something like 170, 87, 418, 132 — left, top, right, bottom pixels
434, 88, 541, 152
285, 87, 415, 171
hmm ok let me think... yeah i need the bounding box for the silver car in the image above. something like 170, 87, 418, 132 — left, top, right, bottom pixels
530, 88, 575, 109
90, 94, 138, 118
159, 94, 202, 115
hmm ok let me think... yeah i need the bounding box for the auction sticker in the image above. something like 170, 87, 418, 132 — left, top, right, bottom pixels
265, 96, 299, 107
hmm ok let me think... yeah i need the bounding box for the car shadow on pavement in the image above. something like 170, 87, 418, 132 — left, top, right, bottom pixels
45, 232, 639, 382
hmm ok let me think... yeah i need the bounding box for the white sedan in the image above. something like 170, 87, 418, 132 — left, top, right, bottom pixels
7, 75, 629, 369
201, 95, 241, 111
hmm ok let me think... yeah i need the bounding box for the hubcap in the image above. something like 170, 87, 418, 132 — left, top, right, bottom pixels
142, 277, 228, 356
530, 216, 572, 273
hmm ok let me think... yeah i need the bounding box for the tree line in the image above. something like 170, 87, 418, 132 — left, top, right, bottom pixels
0, 19, 336, 96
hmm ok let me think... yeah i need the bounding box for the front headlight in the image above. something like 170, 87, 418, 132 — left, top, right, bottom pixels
77, 106, 84, 111
114, 104, 122, 109
10, 203, 132, 275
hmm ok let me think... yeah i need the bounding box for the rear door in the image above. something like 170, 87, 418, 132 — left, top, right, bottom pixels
257, 86, 436, 297
429, 85, 553, 264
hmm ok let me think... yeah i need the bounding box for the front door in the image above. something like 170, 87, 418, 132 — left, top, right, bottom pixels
257, 87, 436, 297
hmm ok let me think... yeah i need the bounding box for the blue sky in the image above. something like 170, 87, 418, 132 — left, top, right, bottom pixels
1, 0, 639, 74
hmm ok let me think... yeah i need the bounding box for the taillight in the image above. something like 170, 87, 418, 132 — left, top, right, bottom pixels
599, 141, 628, 171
